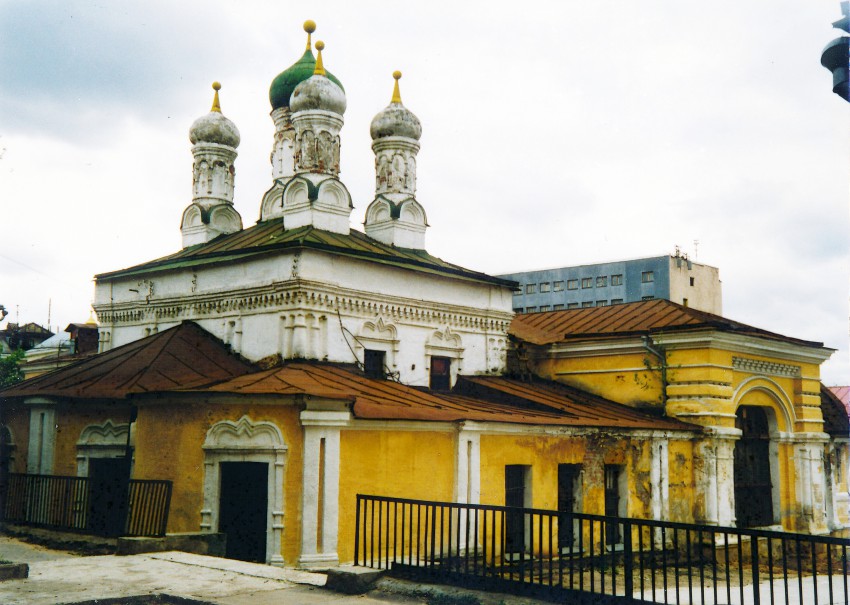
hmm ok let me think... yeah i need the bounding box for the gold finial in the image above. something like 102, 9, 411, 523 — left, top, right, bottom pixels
303, 20, 316, 51
313, 40, 326, 76
391, 70, 402, 104
211, 81, 222, 113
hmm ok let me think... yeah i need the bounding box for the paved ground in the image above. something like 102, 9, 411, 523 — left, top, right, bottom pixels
0, 535, 548, 605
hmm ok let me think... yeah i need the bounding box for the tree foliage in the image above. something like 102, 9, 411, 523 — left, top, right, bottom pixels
0, 349, 25, 388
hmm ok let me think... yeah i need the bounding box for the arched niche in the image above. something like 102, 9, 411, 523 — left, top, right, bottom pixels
76, 420, 131, 477
732, 377, 795, 433
201, 416, 287, 566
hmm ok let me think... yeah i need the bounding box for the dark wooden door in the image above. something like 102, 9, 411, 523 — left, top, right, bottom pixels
734, 406, 773, 527
558, 464, 579, 547
505, 465, 526, 553
604, 465, 621, 545
219, 462, 268, 563
88, 457, 130, 537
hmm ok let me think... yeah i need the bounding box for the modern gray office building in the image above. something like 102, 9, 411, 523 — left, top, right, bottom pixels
500, 254, 721, 315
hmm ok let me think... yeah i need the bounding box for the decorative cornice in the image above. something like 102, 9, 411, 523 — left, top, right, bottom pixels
732, 356, 801, 378
93, 279, 513, 334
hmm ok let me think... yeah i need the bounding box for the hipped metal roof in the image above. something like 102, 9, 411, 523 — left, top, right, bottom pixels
510, 299, 825, 349
95, 222, 517, 288
0, 322, 256, 399
1, 322, 692, 431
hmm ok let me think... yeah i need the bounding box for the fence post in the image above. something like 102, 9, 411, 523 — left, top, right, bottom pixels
623, 519, 633, 599
750, 535, 760, 604
354, 495, 362, 566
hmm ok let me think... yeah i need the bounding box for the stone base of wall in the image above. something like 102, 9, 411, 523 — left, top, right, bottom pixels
116, 533, 226, 557
0, 563, 29, 581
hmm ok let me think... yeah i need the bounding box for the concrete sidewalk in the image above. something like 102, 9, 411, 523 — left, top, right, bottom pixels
0, 549, 429, 605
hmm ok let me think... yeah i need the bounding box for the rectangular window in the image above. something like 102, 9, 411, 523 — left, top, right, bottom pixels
364, 349, 386, 379
611, 274, 623, 286
526, 306, 537, 313
581, 301, 594, 308
581, 278, 593, 289
596, 300, 607, 307
539, 305, 550, 312
553, 304, 564, 310
430, 356, 451, 391
642, 295, 654, 301
513, 308, 524, 314
513, 289, 522, 296
611, 298, 623, 305
567, 279, 578, 290
689, 277, 695, 286
539, 282, 550, 293
567, 303, 579, 309
682, 298, 689, 307
641, 271, 654, 283
553, 280, 565, 292
525, 284, 536, 294
596, 276, 607, 288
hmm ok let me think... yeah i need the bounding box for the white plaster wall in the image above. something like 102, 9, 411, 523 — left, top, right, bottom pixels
93, 247, 513, 384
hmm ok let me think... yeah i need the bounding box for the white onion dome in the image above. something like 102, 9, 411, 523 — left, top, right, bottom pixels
189, 82, 241, 148
370, 71, 421, 141
289, 41, 347, 116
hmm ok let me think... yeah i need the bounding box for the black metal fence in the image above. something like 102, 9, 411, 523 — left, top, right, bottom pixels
4, 473, 172, 537
355, 494, 850, 605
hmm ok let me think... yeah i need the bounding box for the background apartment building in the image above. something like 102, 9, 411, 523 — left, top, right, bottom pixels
500, 253, 722, 315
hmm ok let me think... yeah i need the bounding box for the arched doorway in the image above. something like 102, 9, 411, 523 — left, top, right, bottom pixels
201, 416, 287, 566
733, 406, 774, 527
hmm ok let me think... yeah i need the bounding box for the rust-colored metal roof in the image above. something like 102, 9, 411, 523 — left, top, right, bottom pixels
95, 222, 516, 288
194, 362, 695, 430
510, 299, 823, 348
0, 322, 256, 400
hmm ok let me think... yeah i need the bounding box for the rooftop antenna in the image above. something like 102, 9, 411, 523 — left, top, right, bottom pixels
47, 298, 51, 330
693, 239, 699, 261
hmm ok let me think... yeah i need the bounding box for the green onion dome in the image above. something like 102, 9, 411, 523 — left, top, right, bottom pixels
269, 21, 344, 111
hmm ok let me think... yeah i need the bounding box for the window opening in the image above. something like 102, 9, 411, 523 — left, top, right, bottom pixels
430, 356, 451, 391
364, 349, 386, 379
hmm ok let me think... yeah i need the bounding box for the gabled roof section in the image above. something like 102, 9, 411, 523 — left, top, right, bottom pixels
1, 322, 256, 400
95, 222, 516, 288
189, 362, 695, 430
510, 299, 824, 348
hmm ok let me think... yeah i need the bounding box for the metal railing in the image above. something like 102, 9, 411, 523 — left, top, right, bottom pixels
355, 494, 850, 604
4, 473, 172, 537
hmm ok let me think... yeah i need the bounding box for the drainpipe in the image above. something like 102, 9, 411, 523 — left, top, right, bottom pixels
642, 335, 668, 407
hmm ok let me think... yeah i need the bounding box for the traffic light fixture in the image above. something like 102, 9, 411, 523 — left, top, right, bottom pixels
822, 1, 850, 102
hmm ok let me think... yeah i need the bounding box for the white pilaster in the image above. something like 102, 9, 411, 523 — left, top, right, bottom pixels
298, 404, 351, 569
26, 399, 57, 475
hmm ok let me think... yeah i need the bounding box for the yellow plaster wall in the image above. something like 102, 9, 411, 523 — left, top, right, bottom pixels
478, 433, 663, 518
133, 401, 304, 564
53, 402, 133, 476
1, 403, 30, 473
668, 439, 696, 522
532, 351, 665, 410
337, 430, 455, 563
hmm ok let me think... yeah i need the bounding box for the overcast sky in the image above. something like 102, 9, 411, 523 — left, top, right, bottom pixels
1, 1, 848, 383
